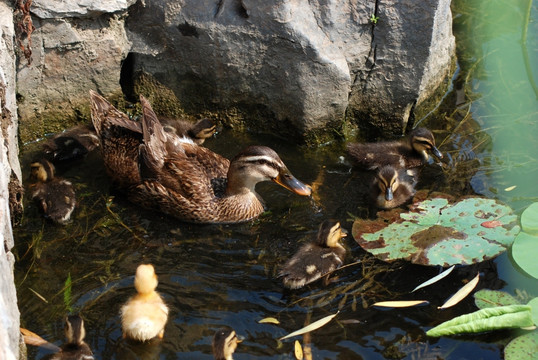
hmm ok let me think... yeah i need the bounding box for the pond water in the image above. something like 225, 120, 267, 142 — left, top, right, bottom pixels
14, 0, 537, 359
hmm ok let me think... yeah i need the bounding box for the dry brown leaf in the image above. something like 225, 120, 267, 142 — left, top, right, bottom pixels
279, 312, 338, 341
21, 328, 60, 351
294, 340, 304, 360
372, 300, 429, 308
258, 317, 280, 325
438, 273, 480, 309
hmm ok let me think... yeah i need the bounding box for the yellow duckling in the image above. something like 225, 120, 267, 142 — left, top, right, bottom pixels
90, 91, 311, 223
160, 116, 217, 145
372, 165, 418, 209
46, 315, 94, 360
346, 127, 443, 170
42, 124, 100, 163
212, 328, 243, 360
29, 159, 76, 225
279, 220, 347, 289
121, 264, 169, 342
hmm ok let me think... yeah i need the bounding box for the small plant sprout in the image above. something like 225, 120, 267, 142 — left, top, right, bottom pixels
370, 14, 379, 24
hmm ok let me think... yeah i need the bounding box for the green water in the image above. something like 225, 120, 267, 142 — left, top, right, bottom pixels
13, 0, 538, 359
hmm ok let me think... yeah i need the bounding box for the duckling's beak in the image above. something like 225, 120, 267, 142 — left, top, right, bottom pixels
273, 170, 312, 196
236, 334, 245, 343
385, 187, 394, 201
431, 146, 443, 160
340, 227, 348, 238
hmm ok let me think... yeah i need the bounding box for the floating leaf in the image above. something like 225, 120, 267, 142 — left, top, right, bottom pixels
352, 196, 519, 266
521, 202, 538, 234
512, 232, 538, 279
474, 289, 520, 309
528, 297, 538, 326
504, 186, 517, 192
279, 312, 338, 341
20, 328, 60, 351
259, 317, 280, 325
372, 300, 429, 308
426, 305, 534, 337
505, 331, 538, 360
412, 265, 455, 292
294, 340, 303, 360
438, 273, 480, 309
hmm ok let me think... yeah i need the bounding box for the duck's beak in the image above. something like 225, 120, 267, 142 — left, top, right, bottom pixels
273, 170, 312, 196
385, 187, 394, 201
431, 146, 443, 160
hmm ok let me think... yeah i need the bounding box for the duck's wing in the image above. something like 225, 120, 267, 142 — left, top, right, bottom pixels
346, 142, 406, 170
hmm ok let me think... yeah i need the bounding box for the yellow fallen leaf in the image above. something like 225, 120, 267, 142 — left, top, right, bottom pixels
438, 273, 480, 309
372, 300, 429, 308
279, 312, 338, 341
504, 185, 516, 192
294, 340, 303, 360
258, 317, 280, 325
21, 328, 60, 351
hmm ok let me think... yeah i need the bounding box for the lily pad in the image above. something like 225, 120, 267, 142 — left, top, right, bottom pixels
474, 289, 520, 309
528, 297, 538, 326
504, 331, 538, 360
521, 202, 538, 235
512, 232, 538, 279
353, 196, 520, 266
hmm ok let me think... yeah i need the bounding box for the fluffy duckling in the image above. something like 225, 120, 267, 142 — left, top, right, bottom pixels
346, 127, 443, 170
29, 159, 76, 225
42, 125, 100, 163
372, 165, 418, 209
212, 328, 242, 360
279, 220, 347, 289
160, 117, 217, 145
46, 315, 94, 360
121, 264, 169, 342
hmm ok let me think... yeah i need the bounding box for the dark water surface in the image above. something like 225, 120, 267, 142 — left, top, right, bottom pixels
14, 0, 538, 359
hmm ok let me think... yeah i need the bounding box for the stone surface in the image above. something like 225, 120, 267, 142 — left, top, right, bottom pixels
31, 0, 137, 19
0, 1, 22, 358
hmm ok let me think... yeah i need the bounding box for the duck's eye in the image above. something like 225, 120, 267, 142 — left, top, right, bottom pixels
257, 159, 267, 165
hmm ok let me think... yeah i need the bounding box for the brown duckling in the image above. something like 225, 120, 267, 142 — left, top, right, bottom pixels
279, 220, 347, 289
121, 264, 169, 342
45, 315, 94, 360
160, 116, 217, 145
29, 159, 76, 225
90, 91, 312, 223
372, 165, 418, 209
212, 328, 243, 360
42, 125, 100, 163
346, 127, 443, 170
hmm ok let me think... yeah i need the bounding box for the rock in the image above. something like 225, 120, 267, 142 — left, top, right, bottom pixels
0, 1, 22, 358
31, 0, 137, 19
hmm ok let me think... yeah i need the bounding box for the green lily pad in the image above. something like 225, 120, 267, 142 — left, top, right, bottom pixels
352, 196, 520, 266
512, 232, 538, 279
504, 331, 538, 360
521, 202, 538, 235
474, 289, 520, 309
528, 297, 538, 326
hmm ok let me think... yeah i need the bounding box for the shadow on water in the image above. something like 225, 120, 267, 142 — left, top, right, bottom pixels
14, 0, 537, 359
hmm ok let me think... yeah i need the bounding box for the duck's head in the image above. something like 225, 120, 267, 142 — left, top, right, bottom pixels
30, 159, 55, 182
212, 328, 243, 360
409, 128, 443, 161
316, 219, 347, 248
134, 264, 158, 295
64, 314, 87, 346
226, 146, 312, 196
375, 165, 401, 201
189, 118, 217, 143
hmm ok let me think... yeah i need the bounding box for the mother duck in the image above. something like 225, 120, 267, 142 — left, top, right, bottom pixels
90, 91, 311, 223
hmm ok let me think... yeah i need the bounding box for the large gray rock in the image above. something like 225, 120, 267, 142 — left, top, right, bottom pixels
0, 1, 22, 358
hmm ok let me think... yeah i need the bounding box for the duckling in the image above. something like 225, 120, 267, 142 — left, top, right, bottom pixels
45, 315, 94, 360
212, 328, 242, 360
346, 127, 443, 170
29, 159, 76, 225
90, 90, 312, 223
279, 220, 347, 289
121, 264, 169, 342
42, 124, 100, 163
160, 116, 217, 145
372, 165, 418, 209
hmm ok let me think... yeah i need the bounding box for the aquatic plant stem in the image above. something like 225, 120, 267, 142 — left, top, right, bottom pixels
521, 0, 538, 99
